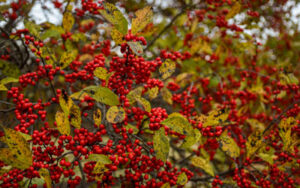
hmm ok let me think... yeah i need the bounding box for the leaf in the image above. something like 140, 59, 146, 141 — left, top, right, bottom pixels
126, 86, 143, 104
69, 104, 81, 129
246, 130, 263, 158
39, 168, 52, 188
258, 153, 276, 165
94, 67, 108, 80
146, 86, 159, 100
2, 127, 32, 168
55, 110, 70, 135
153, 127, 169, 162
125, 124, 139, 134
93, 161, 108, 175
0, 60, 20, 78
99, 2, 128, 34
24, 20, 40, 37
127, 42, 143, 56
59, 94, 73, 116
191, 156, 214, 176
226, 2, 241, 20
41, 29, 61, 40
159, 59, 176, 80
111, 28, 125, 45
181, 129, 201, 149
217, 131, 240, 158
136, 96, 151, 112
0, 84, 7, 91
93, 108, 102, 125
62, 11, 75, 32
161, 87, 173, 105
161, 112, 193, 135
278, 117, 297, 153
70, 91, 89, 100
106, 106, 126, 124
83, 86, 120, 106
161, 183, 171, 188
0, 148, 30, 169
88, 154, 112, 164
0, 77, 18, 85
60, 49, 78, 69
19, 132, 32, 141
177, 172, 188, 185
198, 108, 229, 127
131, 6, 153, 35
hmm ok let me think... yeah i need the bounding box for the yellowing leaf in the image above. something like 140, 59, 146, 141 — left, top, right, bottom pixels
278, 117, 297, 153
126, 86, 143, 104
106, 106, 126, 124
93, 108, 102, 125
217, 131, 240, 158
0, 84, 7, 91
93, 161, 108, 175
60, 49, 78, 69
177, 172, 188, 185
161, 112, 193, 135
2, 127, 32, 169
125, 124, 139, 134
246, 130, 263, 158
39, 168, 52, 188
83, 86, 120, 106
147, 86, 159, 100
159, 59, 176, 80
258, 153, 276, 165
161, 183, 171, 188
70, 104, 81, 129
94, 67, 108, 80
0, 148, 30, 169
111, 28, 125, 45
131, 6, 153, 35
226, 2, 241, 20
136, 96, 151, 112
153, 127, 169, 162
55, 110, 70, 135
181, 129, 201, 149
24, 20, 40, 37
79, 54, 93, 62
59, 94, 73, 116
70, 91, 89, 100
127, 42, 143, 56
198, 108, 229, 128
161, 87, 173, 105
190, 37, 212, 55
0, 77, 18, 85
99, 3, 128, 34
0, 60, 20, 78
62, 11, 74, 32
191, 156, 214, 176
246, 119, 265, 132
88, 154, 112, 164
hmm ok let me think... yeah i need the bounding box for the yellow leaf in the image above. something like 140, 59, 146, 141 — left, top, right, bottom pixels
226, 2, 241, 20
246, 119, 265, 132
60, 49, 78, 69
93, 161, 108, 175
181, 129, 201, 149
0, 77, 18, 85
131, 6, 153, 35
88, 154, 112, 164
136, 97, 151, 112
258, 153, 276, 165
99, 2, 128, 34
39, 168, 52, 188
55, 110, 70, 135
125, 124, 139, 134
62, 11, 74, 32
161, 87, 173, 105
153, 127, 169, 162
70, 91, 89, 100
59, 93, 73, 116
191, 156, 214, 176
79, 54, 93, 62
0, 148, 30, 169
127, 42, 143, 56
278, 117, 297, 153
0, 84, 7, 91
161, 112, 193, 135
177, 172, 188, 185
106, 106, 126, 124
70, 104, 81, 129
190, 37, 212, 55
2, 127, 32, 168
147, 86, 159, 100
94, 67, 108, 80
161, 183, 170, 188
246, 130, 263, 158
217, 131, 240, 158
93, 109, 102, 125
111, 28, 125, 45
159, 59, 176, 80
126, 86, 144, 104
83, 86, 120, 106
199, 108, 229, 128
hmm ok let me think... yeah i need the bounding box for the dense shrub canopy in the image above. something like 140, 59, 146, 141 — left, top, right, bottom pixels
0, 0, 300, 187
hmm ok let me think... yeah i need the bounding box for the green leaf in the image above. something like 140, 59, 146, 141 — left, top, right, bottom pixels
258, 153, 276, 165
24, 20, 40, 37
41, 29, 61, 40
161, 112, 193, 135
87, 154, 112, 164
99, 2, 128, 34
83, 86, 120, 106
131, 6, 153, 35
126, 86, 143, 104
181, 129, 201, 149
153, 127, 169, 162
127, 42, 143, 56
0, 60, 20, 78
0, 77, 18, 85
